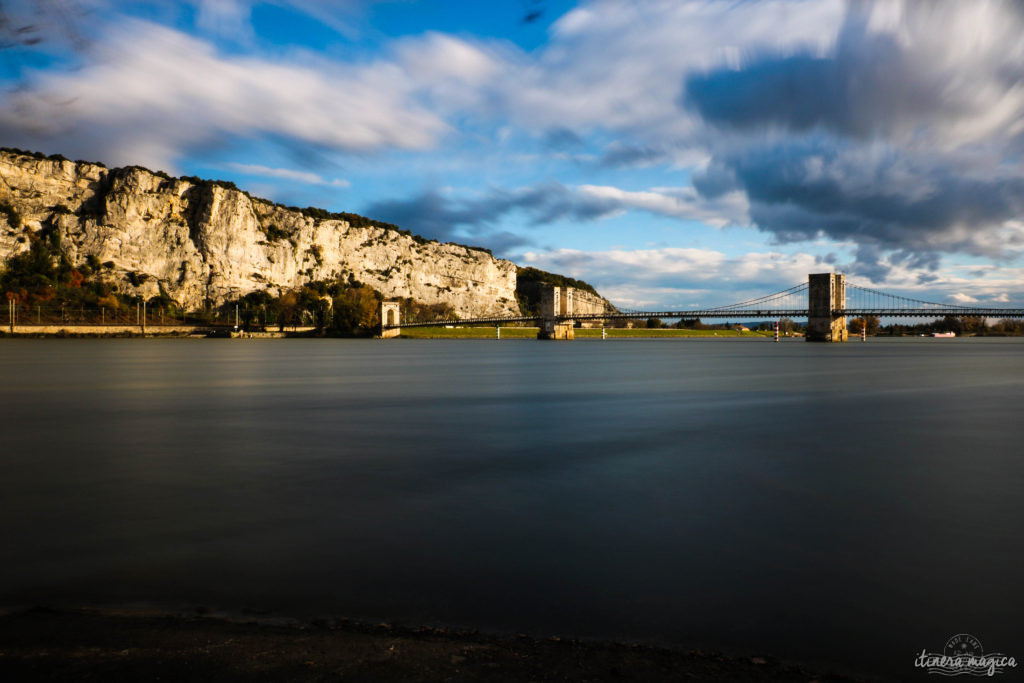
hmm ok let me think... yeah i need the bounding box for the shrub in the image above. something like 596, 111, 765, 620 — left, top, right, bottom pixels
262, 223, 291, 241
97, 294, 120, 309
0, 202, 22, 230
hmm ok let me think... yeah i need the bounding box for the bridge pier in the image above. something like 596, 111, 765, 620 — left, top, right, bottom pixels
806, 273, 847, 342
379, 301, 401, 338
539, 320, 575, 340
538, 286, 575, 340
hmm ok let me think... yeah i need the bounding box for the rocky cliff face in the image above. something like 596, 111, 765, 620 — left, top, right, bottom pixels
0, 150, 519, 317
570, 288, 618, 319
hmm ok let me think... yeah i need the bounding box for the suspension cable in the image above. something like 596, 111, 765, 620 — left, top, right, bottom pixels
706, 283, 808, 310
847, 283, 972, 310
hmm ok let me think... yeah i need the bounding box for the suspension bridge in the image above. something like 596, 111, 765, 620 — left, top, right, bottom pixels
382, 273, 1024, 342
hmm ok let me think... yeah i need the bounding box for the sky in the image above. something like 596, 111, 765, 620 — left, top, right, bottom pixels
1, 0, 1023, 310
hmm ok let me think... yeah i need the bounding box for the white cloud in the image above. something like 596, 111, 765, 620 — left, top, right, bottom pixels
2, 1, 848, 167
187, 0, 366, 42
365, 180, 753, 246
522, 246, 821, 308
577, 185, 749, 227
0, 20, 471, 168
503, 0, 845, 139
503, 0, 839, 136
676, 0, 1024, 270
193, 0, 255, 43
226, 163, 350, 187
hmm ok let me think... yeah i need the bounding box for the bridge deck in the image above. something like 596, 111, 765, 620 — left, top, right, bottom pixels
387, 307, 1024, 329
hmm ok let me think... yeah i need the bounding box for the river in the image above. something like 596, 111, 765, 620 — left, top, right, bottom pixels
2, 337, 1022, 679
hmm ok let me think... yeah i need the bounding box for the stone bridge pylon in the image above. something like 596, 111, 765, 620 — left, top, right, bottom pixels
379, 301, 401, 338
538, 286, 575, 340
806, 273, 847, 342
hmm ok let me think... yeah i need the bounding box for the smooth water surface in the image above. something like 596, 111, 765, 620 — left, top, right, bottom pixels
2, 338, 1023, 678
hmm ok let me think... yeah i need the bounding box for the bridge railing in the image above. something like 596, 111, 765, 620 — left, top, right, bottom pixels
840, 308, 1024, 318
389, 315, 544, 329
385, 309, 811, 328
567, 309, 809, 322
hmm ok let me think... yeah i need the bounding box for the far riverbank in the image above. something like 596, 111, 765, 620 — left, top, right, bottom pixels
0, 324, 778, 339
0, 324, 318, 338
399, 326, 777, 339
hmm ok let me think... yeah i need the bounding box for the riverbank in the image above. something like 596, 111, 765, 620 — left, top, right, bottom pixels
0, 325, 785, 339
399, 326, 777, 339
0, 325, 318, 338
0, 608, 869, 682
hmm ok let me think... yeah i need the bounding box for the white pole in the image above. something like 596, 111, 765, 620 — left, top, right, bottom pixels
774, 320, 779, 343
496, 326, 500, 339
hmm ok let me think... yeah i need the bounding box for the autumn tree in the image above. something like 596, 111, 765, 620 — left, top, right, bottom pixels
848, 315, 880, 335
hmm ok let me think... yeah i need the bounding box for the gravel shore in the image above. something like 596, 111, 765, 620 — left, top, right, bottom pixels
0, 607, 871, 682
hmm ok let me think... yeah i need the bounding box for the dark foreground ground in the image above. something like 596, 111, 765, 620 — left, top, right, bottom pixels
0, 608, 871, 682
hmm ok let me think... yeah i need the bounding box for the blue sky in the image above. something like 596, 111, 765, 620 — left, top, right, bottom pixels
2, 0, 1023, 309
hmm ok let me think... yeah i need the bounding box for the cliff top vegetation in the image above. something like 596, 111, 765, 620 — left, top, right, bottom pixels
514, 266, 602, 316
516, 266, 598, 296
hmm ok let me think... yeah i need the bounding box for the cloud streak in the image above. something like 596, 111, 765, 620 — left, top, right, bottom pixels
682, 0, 1024, 275
364, 181, 750, 254
226, 163, 349, 187
0, 21, 501, 168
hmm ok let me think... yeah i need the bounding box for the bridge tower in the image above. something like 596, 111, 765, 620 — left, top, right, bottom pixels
538, 285, 575, 340
379, 301, 401, 339
806, 273, 847, 342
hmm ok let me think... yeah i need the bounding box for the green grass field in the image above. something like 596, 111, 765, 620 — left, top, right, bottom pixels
399, 326, 775, 339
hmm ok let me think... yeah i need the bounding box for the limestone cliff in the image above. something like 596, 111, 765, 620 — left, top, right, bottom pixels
0, 150, 519, 318
569, 288, 619, 319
